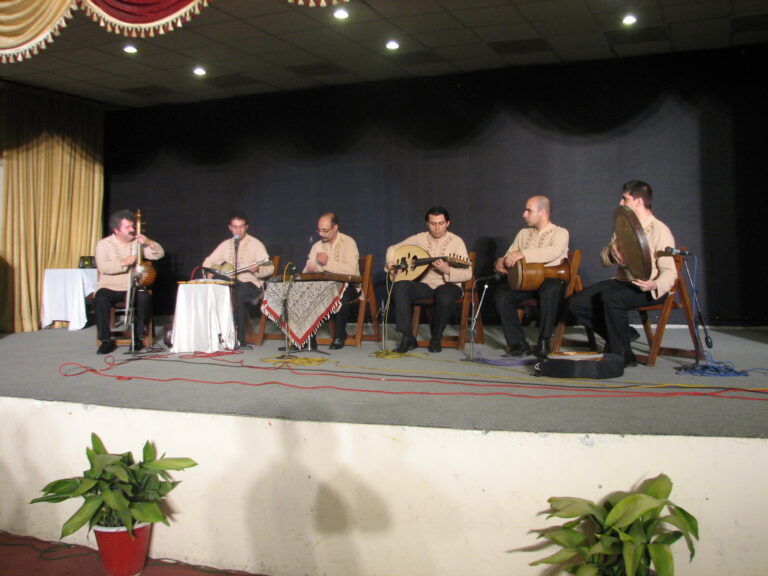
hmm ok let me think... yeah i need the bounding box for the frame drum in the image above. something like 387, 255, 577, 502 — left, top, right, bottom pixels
613, 206, 652, 281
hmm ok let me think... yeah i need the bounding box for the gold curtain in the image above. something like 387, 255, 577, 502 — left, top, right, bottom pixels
0, 86, 104, 332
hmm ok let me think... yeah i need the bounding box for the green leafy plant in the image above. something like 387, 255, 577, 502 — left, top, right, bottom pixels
527, 473, 698, 576
31, 433, 197, 538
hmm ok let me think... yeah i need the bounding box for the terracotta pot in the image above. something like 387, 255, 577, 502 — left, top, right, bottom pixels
93, 523, 152, 576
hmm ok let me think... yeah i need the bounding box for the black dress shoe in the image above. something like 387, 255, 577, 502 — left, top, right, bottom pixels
278, 344, 299, 352
623, 351, 638, 367
394, 336, 418, 354
329, 337, 345, 350
502, 342, 532, 357
235, 343, 253, 351
535, 337, 551, 358
132, 340, 145, 352
97, 341, 116, 355
427, 339, 442, 353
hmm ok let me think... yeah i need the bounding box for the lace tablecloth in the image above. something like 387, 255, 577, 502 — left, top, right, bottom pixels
261, 280, 346, 347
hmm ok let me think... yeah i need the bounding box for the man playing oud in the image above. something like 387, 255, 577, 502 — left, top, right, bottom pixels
203, 210, 274, 350
494, 195, 569, 358
385, 206, 471, 354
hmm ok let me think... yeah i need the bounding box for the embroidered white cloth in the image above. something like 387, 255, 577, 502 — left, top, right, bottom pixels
171, 283, 235, 353
41, 268, 98, 330
261, 280, 346, 346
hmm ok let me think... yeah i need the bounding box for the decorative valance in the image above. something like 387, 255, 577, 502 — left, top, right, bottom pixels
0, 0, 74, 63
79, 0, 210, 37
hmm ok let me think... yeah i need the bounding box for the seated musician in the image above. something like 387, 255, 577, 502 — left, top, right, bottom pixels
303, 212, 360, 350
494, 195, 569, 358
385, 206, 471, 354
94, 209, 164, 354
203, 210, 274, 350
569, 180, 676, 367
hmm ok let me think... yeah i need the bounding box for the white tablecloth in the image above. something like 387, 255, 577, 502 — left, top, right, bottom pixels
41, 268, 98, 330
171, 282, 235, 353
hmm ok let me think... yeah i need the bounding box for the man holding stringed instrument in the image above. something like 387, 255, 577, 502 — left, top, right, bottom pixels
203, 211, 274, 350
385, 206, 472, 353
493, 195, 569, 358
569, 180, 676, 367
303, 212, 360, 350
94, 209, 164, 354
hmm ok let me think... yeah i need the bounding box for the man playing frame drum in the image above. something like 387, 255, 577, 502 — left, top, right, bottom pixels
494, 195, 569, 358
568, 180, 676, 367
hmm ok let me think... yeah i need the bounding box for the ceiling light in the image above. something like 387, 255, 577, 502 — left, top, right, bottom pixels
193, 66, 207, 76
123, 45, 138, 54
623, 14, 637, 26
334, 8, 349, 19
386, 40, 399, 51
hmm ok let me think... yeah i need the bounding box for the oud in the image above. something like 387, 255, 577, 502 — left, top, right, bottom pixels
391, 245, 470, 282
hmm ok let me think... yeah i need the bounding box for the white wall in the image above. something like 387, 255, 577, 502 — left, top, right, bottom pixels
1, 396, 765, 576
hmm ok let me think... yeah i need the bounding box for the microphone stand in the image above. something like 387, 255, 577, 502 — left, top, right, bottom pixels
463, 277, 493, 363
681, 253, 713, 353
231, 236, 241, 348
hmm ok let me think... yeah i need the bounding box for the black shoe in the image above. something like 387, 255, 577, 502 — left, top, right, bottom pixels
278, 344, 299, 352
97, 341, 116, 355
235, 343, 253, 351
394, 335, 418, 354
535, 337, 551, 358
329, 337, 345, 350
132, 340, 145, 352
428, 339, 442, 353
623, 351, 638, 367
502, 342, 532, 357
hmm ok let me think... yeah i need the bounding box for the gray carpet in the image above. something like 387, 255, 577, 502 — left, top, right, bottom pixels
1, 322, 766, 438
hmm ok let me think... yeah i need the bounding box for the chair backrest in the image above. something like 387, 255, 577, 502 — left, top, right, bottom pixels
564, 249, 582, 297
463, 252, 477, 291
358, 253, 374, 297
270, 255, 282, 279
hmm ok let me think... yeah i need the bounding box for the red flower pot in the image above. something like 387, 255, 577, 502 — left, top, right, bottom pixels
93, 523, 152, 576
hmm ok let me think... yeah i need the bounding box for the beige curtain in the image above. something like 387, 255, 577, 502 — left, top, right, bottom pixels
0, 86, 104, 332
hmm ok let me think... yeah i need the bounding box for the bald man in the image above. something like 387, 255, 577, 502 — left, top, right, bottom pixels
493, 196, 569, 357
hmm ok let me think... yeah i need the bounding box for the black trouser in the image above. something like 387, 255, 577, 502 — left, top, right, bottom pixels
494, 278, 565, 346
94, 287, 152, 342
233, 281, 263, 345
392, 280, 462, 341
332, 284, 359, 340
568, 279, 666, 355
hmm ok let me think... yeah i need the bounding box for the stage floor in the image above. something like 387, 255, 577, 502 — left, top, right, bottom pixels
1, 323, 766, 438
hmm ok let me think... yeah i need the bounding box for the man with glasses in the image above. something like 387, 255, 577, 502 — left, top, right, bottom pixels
385, 206, 471, 353
303, 212, 360, 350
493, 195, 569, 358
203, 210, 274, 350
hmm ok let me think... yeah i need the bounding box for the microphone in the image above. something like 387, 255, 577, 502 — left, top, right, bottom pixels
475, 273, 502, 283
233, 234, 240, 250
664, 246, 691, 256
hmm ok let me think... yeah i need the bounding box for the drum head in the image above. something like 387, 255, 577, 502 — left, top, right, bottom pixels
613, 206, 652, 281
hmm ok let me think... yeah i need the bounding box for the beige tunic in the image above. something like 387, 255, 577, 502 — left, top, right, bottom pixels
96, 235, 164, 292
505, 222, 569, 266
203, 234, 274, 287
385, 231, 472, 289
600, 214, 677, 300
303, 232, 360, 276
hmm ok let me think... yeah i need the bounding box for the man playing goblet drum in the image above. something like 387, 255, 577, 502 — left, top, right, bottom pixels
493, 195, 569, 358
568, 180, 676, 367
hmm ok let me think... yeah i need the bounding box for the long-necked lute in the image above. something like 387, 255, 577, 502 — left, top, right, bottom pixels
391, 245, 470, 282
134, 209, 157, 287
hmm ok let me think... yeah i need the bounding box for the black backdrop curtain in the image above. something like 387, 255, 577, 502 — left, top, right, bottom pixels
105, 45, 768, 324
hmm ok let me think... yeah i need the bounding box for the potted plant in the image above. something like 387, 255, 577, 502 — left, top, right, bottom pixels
31, 433, 197, 576
526, 473, 698, 576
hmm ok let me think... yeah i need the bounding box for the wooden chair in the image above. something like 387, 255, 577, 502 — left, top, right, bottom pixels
514, 250, 589, 353
634, 252, 703, 366
246, 255, 282, 346
410, 251, 485, 350
109, 298, 154, 348
316, 254, 381, 347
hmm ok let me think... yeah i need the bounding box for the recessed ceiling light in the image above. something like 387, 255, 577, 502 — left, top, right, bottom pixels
334, 8, 349, 19
193, 66, 207, 76
623, 14, 637, 26
123, 45, 138, 54
386, 40, 399, 51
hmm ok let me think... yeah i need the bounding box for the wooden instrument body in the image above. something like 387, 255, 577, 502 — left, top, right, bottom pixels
295, 272, 362, 283
613, 205, 652, 281
391, 245, 470, 282
204, 259, 270, 281
507, 259, 570, 291
134, 210, 156, 287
